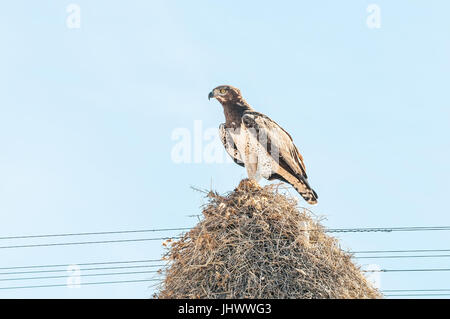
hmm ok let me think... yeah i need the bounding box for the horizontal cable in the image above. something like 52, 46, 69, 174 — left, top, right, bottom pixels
0, 259, 163, 271
326, 226, 450, 233
2, 248, 450, 270
363, 268, 450, 273
0, 225, 449, 243
385, 293, 450, 297
0, 237, 180, 250
354, 254, 450, 259
0, 264, 166, 276
0, 270, 162, 282
0, 228, 191, 241
0, 279, 159, 290
383, 289, 450, 293
352, 248, 450, 254
3, 252, 450, 274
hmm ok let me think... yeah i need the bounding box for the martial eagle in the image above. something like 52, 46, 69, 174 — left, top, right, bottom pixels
208, 85, 318, 205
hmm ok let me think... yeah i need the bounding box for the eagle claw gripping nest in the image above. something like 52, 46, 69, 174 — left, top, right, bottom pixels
156, 180, 381, 299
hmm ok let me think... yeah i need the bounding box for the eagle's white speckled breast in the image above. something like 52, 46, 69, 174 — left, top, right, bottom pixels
228, 123, 276, 181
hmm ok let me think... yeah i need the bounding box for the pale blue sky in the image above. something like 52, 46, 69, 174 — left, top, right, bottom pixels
0, 1, 449, 298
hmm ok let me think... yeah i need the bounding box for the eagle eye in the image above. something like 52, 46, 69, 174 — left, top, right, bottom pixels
219, 88, 227, 94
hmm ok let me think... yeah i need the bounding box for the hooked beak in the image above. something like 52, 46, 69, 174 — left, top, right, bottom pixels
208, 91, 215, 100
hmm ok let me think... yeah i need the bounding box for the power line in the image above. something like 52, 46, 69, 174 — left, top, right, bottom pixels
0, 259, 163, 271
352, 248, 450, 254
0, 228, 191, 241
0, 224, 447, 294
3, 256, 450, 275
0, 225, 449, 243
6, 253, 450, 274
3, 251, 450, 274
0, 237, 180, 250
0, 270, 162, 282
0, 238, 447, 250
363, 268, 450, 273
383, 289, 450, 293
0, 279, 159, 290
0, 264, 166, 276
385, 293, 450, 297
326, 226, 450, 233
354, 254, 450, 259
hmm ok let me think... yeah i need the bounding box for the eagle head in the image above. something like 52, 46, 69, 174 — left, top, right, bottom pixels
208, 85, 242, 104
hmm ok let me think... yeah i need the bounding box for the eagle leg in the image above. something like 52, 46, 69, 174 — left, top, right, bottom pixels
245, 154, 262, 182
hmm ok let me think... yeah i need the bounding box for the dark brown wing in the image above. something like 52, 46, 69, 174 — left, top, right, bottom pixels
242, 111, 308, 179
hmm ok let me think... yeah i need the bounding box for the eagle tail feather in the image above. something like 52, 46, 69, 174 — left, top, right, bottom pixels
274, 169, 318, 205
292, 180, 318, 205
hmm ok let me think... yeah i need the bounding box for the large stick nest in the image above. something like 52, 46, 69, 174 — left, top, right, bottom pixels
156, 179, 381, 299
